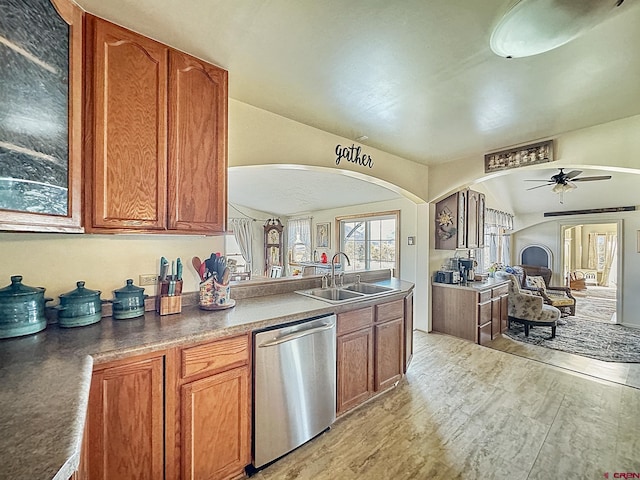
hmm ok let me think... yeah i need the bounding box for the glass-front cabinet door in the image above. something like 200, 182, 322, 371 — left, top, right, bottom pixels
0, 0, 82, 231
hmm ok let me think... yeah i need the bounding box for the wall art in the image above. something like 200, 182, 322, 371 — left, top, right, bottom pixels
484, 140, 553, 173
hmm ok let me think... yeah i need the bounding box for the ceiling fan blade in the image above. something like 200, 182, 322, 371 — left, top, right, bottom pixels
565, 170, 583, 180
571, 175, 612, 182
524, 179, 553, 182
526, 183, 553, 191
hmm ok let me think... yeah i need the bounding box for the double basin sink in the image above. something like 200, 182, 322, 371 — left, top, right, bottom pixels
296, 282, 398, 304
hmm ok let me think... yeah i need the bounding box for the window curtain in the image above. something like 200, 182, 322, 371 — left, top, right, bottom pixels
287, 217, 311, 263
600, 233, 617, 287
483, 209, 513, 271
229, 218, 253, 274
587, 233, 598, 270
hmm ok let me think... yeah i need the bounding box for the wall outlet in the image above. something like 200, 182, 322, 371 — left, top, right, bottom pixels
139, 274, 158, 286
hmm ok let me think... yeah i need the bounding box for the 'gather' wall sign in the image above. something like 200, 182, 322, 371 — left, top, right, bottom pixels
335, 144, 374, 169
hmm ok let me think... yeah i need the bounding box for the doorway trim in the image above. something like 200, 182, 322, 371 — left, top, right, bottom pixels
559, 219, 622, 324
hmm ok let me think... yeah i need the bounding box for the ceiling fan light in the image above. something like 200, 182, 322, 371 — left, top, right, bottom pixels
490, 0, 625, 58
552, 182, 564, 194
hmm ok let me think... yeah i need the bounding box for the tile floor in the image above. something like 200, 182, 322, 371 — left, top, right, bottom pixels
254, 331, 640, 480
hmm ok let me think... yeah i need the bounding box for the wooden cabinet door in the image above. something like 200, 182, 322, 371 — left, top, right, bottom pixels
87, 355, 164, 480
168, 50, 228, 233
337, 327, 374, 414
491, 296, 501, 339
87, 16, 168, 231
477, 299, 492, 345
457, 189, 468, 248
374, 317, 403, 391
500, 293, 509, 333
181, 366, 250, 480
467, 190, 479, 249
404, 292, 414, 373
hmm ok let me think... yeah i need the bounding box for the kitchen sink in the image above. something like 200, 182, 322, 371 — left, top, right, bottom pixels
296, 283, 398, 304
299, 288, 364, 302
344, 283, 394, 294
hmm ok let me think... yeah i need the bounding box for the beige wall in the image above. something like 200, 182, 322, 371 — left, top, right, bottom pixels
0, 233, 225, 301
228, 99, 428, 203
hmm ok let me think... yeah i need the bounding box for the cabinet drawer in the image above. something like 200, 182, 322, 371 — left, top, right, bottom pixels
492, 284, 508, 297
337, 307, 374, 336
478, 290, 492, 303
375, 299, 404, 323
181, 334, 249, 379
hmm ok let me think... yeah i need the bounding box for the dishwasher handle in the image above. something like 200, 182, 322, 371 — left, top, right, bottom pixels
258, 321, 335, 348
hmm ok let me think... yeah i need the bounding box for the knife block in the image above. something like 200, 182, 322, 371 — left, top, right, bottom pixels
156, 279, 183, 315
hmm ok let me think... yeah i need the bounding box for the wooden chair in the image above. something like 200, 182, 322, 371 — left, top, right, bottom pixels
515, 265, 576, 316
568, 271, 587, 291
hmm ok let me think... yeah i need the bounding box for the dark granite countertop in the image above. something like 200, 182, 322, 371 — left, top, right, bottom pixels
0, 277, 413, 480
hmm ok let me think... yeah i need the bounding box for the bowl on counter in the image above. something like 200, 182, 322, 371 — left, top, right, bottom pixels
110, 279, 148, 320
0, 275, 52, 339
56, 281, 103, 328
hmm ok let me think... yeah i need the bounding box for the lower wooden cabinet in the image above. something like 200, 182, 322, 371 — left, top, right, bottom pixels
374, 299, 404, 392
374, 318, 403, 391
86, 353, 165, 480
180, 366, 250, 480
337, 308, 374, 414
404, 291, 414, 373
84, 335, 250, 480
432, 280, 510, 346
337, 295, 409, 415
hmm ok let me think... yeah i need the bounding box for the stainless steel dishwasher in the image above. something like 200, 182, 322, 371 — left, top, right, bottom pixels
253, 314, 336, 469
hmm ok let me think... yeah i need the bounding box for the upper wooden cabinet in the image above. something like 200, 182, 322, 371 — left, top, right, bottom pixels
0, 0, 83, 232
84, 15, 228, 234
435, 188, 485, 250
168, 50, 227, 232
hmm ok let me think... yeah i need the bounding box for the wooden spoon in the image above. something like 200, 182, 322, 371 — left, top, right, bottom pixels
192, 257, 205, 281
221, 267, 230, 285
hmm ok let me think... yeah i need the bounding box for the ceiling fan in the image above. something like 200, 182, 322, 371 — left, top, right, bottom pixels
525, 168, 612, 203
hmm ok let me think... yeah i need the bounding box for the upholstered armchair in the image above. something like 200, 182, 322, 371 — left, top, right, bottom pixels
514, 265, 576, 316
505, 273, 561, 338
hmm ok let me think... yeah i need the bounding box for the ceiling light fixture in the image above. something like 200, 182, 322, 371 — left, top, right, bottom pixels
490, 0, 626, 58
551, 181, 576, 204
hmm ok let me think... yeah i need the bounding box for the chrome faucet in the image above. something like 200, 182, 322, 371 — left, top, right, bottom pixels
331, 252, 351, 288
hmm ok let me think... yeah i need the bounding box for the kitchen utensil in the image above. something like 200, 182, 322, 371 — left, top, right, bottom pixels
160, 257, 169, 281
56, 281, 102, 328
0, 275, 52, 339
191, 256, 202, 276
199, 262, 208, 281
111, 279, 148, 320
221, 267, 230, 285
176, 258, 183, 281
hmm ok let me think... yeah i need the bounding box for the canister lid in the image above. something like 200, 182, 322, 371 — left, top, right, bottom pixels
0, 276, 45, 297
59, 281, 101, 299
114, 279, 145, 295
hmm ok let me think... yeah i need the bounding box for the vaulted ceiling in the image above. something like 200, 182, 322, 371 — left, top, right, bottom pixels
77, 0, 640, 215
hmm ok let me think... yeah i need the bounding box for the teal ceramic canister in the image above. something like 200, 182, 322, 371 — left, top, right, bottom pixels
0, 275, 53, 339
111, 279, 148, 320
56, 281, 103, 328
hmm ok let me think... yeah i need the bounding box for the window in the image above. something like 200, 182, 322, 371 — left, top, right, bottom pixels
287, 217, 311, 264
338, 211, 399, 274
482, 209, 513, 271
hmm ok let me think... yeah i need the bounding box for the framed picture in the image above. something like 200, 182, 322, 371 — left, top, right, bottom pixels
316, 222, 330, 248
484, 140, 554, 173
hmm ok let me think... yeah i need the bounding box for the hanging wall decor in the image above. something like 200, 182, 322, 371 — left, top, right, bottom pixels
484, 140, 554, 173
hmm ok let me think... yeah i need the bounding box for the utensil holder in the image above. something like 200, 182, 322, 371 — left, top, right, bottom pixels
156, 279, 183, 315
198, 277, 230, 308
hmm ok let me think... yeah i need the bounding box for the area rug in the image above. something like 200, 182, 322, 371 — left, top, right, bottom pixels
572, 286, 617, 324
505, 318, 640, 363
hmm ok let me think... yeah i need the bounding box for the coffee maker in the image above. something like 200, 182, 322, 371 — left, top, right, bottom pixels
458, 258, 475, 283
